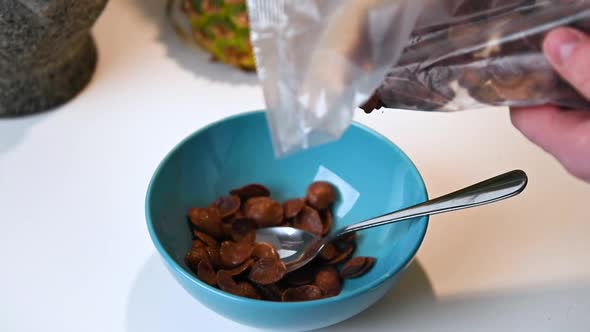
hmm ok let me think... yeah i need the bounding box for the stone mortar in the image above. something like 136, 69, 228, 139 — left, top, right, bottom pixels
0, 0, 108, 117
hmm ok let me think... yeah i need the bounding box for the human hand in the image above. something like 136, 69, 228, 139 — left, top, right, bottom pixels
510, 27, 590, 182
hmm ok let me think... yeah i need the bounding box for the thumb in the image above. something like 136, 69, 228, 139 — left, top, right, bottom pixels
543, 27, 590, 100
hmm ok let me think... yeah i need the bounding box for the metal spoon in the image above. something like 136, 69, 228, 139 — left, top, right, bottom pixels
256, 169, 528, 273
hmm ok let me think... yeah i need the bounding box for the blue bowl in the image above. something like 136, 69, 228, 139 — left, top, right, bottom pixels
145, 111, 429, 331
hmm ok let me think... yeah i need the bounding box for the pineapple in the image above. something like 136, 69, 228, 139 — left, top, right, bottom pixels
181, 0, 256, 71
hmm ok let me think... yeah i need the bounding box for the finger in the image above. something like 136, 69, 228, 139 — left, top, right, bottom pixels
543, 27, 590, 100
511, 106, 590, 181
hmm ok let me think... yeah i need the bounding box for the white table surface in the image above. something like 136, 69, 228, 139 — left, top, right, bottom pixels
2, 1, 590, 331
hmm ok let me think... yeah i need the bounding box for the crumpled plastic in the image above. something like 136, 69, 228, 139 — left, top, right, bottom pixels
247, 0, 590, 157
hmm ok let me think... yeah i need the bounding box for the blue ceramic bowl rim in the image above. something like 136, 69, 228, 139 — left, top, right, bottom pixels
145, 110, 429, 308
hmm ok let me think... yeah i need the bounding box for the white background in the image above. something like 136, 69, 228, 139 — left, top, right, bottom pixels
1, 1, 589, 331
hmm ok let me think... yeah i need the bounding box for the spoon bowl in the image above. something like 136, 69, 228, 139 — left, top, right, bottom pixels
255, 227, 320, 266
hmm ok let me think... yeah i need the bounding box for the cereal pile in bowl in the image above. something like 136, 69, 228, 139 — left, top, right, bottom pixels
185, 182, 376, 302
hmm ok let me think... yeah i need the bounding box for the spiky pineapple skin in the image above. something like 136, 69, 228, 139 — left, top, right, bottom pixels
182, 0, 255, 71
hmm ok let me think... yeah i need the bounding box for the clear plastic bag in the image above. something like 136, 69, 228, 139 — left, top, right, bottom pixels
362, 0, 590, 112
247, 0, 425, 157
247, 0, 590, 157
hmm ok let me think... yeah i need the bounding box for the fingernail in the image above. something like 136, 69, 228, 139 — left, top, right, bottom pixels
547, 31, 581, 65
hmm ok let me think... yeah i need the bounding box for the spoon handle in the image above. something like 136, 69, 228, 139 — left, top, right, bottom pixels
330, 170, 528, 239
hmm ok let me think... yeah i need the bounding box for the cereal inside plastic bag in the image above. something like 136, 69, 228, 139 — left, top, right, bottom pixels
247, 0, 424, 157
362, 0, 590, 112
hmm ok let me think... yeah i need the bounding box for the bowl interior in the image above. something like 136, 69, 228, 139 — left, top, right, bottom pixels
146, 111, 428, 302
